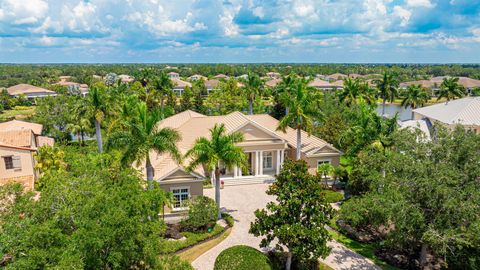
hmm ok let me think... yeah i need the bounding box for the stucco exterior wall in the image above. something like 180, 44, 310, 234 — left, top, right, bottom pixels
160, 181, 203, 214
0, 146, 36, 190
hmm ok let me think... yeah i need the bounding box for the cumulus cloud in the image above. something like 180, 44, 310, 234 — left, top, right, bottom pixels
0, 0, 479, 62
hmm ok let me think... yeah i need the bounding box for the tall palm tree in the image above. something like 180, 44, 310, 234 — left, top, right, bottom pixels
401, 84, 430, 119
106, 102, 181, 185
88, 86, 108, 153
185, 124, 246, 219
152, 72, 174, 110
275, 74, 297, 115
376, 72, 399, 115
437, 77, 464, 102
277, 77, 321, 160
338, 78, 360, 106
243, 72, 263, 114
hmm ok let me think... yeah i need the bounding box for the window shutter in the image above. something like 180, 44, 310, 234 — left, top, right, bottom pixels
12, 156, 21, 169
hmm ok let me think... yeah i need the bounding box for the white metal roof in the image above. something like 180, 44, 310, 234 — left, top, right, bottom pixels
413, 97, 480, 125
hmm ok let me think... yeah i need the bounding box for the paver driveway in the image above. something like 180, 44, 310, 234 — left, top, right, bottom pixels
191, 183, 380, 270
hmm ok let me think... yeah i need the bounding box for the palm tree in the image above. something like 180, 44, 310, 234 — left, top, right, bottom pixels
185, 124, 246, 219
437, 77, 464, 102
152, 72, 174, 110
338, 78, 361, 106
317, 163, 334, 186
106, 102, 181, 185
376, 72, 399, 115
275, 74, 297, 115
243, 72, 263, 114
401, 84, 430, 119
88, 86, 108, 153
277, 77, 321, 160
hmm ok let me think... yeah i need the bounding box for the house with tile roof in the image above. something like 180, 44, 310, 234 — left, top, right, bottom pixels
144, 110, 341, 211
171, 78, 192, 95
6, 84, 57, 99
413, 97, 480, 134
0, 120, 54, 191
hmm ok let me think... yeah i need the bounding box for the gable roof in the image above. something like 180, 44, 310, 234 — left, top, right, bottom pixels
0, 120, 43, 135
7, 84, 55, 96
171, 78, 192, 88
151, 110, 340, 180
413, 97, 480, 125
0, 129, 34, 148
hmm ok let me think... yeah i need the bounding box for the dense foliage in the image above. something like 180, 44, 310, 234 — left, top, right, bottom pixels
339, 127, 480, 269
214, 245, 272, 270
0, 148, 171, 269
250, 159, 333, 270
182, 196, 219, 232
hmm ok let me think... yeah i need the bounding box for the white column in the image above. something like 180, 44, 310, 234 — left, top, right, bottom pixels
276, 150, 281, 175
255, 151, 259, 176
233, 166, 238, 178
238, 166, 242, 177
259, 151, 264, 175
280, 149, 285, 168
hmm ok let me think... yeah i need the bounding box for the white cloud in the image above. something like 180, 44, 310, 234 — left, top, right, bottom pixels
406, 0, 435, 8
0, 0, 48, 25
393, 6, 412, 27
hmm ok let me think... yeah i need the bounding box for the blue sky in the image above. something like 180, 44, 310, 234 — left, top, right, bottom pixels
0, 0, 479, 63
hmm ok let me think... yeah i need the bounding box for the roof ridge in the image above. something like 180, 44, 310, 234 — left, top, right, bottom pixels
450, 97, 478, 124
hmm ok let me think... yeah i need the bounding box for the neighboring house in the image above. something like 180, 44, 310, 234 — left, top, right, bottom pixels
145, 110, 341, 212
412, 97, 480, 134
188, 74, 207, 81
265, 78, 281, 88
118, 74, 134, 84
308, 78, 344, 90
326, 73, 347, 81
205, 79, 221, 94
0, 120, 54, 190
266, 72, 281, 79
214, 74, 229, 80
400, 76, 480, 95
6, 84, 56, 99
54, 76, 89, 96
399, 119, 431, 141
168, 72, 180, 79
171, 78, 192, 95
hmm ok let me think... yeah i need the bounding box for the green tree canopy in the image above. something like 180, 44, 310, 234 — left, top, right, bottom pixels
250, 159, 333, 270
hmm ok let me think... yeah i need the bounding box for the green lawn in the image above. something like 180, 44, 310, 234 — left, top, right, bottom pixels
0, 106, 36, 122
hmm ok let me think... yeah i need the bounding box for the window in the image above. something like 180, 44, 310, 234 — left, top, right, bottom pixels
263, 151, 273, 169
317, 159, 331, 169
4, 156, 13, 170
171, 187, 190, 210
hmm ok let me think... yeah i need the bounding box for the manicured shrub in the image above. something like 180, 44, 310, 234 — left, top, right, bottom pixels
214, 245, 272, 270
221, 212, 234, 227
321, 190, 344, 203
182, 196, 218, 232
158, 255, 193, 270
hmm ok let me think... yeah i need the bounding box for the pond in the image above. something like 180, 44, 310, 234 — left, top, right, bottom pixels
376, 103, 413, 121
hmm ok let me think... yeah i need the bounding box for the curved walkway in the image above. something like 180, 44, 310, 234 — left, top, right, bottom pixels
192, 183, 380, 270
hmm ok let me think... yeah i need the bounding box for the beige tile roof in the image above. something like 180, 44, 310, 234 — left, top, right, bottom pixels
326, 73, 347, 80
205, 79, 220, 88
308, 78, 333, 88
152, 111, 340, 180
37, 136, 55, 147
0, 120, 43, 135
0, 129, 34, 148
400, 76, 480, 89
214, 74, 229, 79
171, 78, 192, 88
7, 84, 55, 96
265, 78, 281, 88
